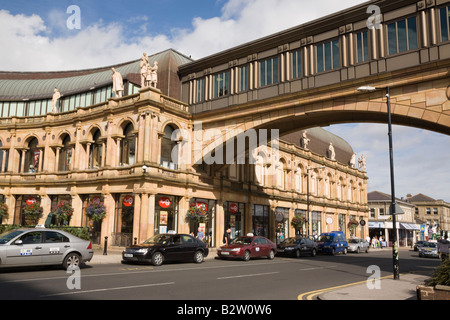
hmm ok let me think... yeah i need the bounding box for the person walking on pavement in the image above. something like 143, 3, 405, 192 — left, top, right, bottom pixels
438, 234, 450, 261
197, 227, 205, 241
223, 227, 231, 245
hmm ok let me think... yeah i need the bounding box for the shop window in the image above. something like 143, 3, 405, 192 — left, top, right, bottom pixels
155, 195, 179, 234
316, 39, 340, 73
225, 202, 245, 239
387, 16, 418, 55
252, 204, 269, 237
259, 56, 279, 87
213, 71, 230, 98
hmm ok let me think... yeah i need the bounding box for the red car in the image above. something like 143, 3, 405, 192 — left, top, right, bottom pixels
217, 235, 277, 261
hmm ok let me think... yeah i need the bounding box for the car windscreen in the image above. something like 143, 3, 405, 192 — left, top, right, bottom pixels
282, 238, 299, 244
318, 235, 333, 242
348, 239, 359, 243
231, 237, 253, 245
424, 242, 437, 248
0, 230, 24, 244
143, 234, 172, 245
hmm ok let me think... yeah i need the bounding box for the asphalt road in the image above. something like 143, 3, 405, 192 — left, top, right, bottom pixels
0, 248, 440, 302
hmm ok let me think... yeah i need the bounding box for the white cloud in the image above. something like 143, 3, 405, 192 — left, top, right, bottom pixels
0, 0, 367, 71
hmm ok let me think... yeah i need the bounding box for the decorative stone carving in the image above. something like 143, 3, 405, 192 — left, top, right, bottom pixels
52, 88, 61, 113
111, 68, 124, 98
328, 142, 336, 160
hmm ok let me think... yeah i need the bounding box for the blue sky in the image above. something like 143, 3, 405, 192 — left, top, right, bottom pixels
0, 0, 449, 201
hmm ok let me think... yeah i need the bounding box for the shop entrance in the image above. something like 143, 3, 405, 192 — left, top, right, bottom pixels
155, 195, 179, 234
112, 194, 134, 246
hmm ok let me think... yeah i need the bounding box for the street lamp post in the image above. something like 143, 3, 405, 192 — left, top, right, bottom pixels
357, 85, 400, 280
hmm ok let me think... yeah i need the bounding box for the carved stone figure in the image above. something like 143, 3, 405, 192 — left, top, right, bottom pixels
52, 88, 61, 113
149, 61, 158, 88
301, 130, 310, 149
358, 154, 367, 171
111, 68, 124, 98
140, 52, 149, 87
350, 153, 357, 168
328, 142, 336, 160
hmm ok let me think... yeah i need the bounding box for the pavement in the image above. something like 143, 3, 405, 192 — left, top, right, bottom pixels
89, 246, 432, 300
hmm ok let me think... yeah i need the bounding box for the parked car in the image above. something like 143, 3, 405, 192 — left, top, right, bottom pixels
0, 226, 93, 270
347, 238, 370, 253
277, 237, 317, 258
217, 235, 276, 261
317, 231, 348, 255
418, 241, 439, 258
122, 233, 208, 266
414, 240, 426, 251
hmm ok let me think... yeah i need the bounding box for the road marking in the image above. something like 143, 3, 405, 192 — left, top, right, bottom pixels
297, 275, 392, 300
217, 271, 279, 280
40, 282, 175, 297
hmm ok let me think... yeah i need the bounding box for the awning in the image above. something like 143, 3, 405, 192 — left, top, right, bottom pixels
400, 223, 420, 231
369, 221, 384, 228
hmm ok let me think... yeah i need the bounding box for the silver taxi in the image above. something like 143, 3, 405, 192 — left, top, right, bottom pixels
0, 226, 94, 270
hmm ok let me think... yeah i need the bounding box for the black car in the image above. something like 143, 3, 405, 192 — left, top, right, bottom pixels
276, 237, 317, 258
122, 233, 209, 266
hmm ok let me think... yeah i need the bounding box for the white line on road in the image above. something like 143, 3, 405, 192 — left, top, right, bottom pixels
217, 271, 279, 280
40, 282, 175, 297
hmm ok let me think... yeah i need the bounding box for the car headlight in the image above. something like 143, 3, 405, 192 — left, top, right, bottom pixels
136, 248, 149, 253
231, 248, 241, 252
285, 247, 294, 250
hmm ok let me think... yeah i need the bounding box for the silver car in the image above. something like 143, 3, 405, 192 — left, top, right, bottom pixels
0, 226, 94, 270
347, 238, 370, 253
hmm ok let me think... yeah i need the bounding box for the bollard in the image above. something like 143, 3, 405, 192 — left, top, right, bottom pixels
103, 236, 108, 255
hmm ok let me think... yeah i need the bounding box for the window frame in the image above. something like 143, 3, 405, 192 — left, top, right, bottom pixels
386, 15, 418, 56
316, 38, 340, 73
259, 56, 279, 87
212, 71, 230, 99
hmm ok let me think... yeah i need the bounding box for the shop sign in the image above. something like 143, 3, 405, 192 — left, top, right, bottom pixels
26, 197, 37, 205
123, 195, 134, 207
229, 203, 238, 213
159, 197, 171, 208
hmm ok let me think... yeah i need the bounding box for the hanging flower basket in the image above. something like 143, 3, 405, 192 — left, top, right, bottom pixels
23, 203, 43, 225
0, 202, 8, 220
86, 202, 106, 223
348, 219, 359, 236
51, 201, 74, 225
185, 204, 208, 224
291, 215, 306, 234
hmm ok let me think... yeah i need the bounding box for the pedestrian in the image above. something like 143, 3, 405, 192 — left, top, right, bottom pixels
438, 235, 450, 261
223, 227, 231, 245
197, 227, 205, 241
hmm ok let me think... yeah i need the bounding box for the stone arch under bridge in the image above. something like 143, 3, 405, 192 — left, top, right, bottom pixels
193, 62, 450, 165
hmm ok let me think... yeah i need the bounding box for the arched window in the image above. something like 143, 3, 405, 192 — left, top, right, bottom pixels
89, 129, 103, 168
120, 123, 135, 165
58, 135, 72, 172
24, 138, 40, 173
294, 165, 303, 193
160, 125, 178, 170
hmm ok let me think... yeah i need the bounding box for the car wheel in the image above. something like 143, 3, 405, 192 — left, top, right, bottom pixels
295, 249, 301, 258
242, 250, 250, 261
268, 250, 275, 260
365, 247, 369, 253
343, 248, 348, 255
151, 252, 164, 266
311, 248, 316, 257
194, 251, 204, 263
356, 247, 360, 254
331, 248, 336, 256
63, 252, 81, 270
